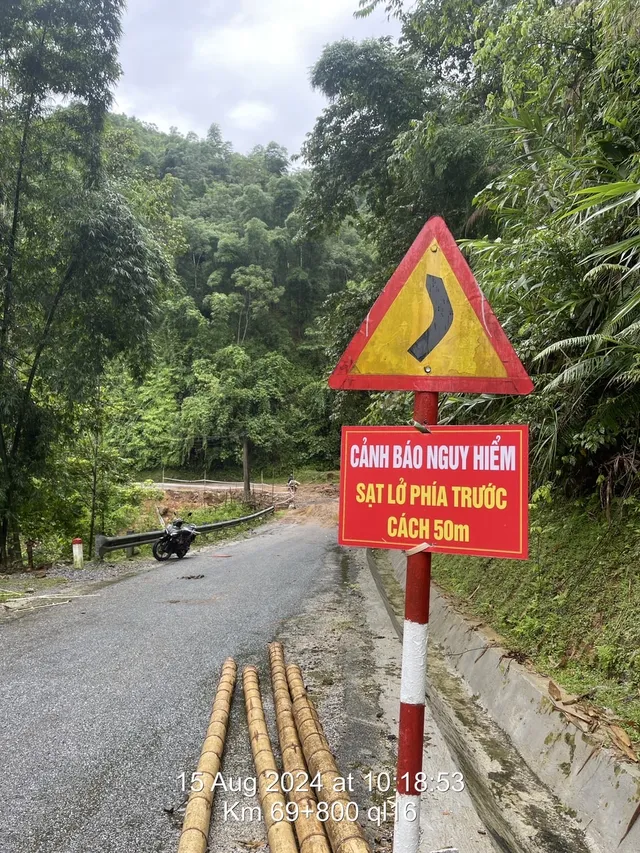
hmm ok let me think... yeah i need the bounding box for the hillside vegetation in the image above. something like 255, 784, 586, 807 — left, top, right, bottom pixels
3, 0, 640, 585
434, 496, 640, 740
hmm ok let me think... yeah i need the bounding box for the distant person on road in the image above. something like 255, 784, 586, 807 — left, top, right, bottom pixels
287, 474, 300, 507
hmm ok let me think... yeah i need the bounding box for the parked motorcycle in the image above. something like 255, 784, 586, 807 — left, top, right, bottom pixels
152, 513, 198, 561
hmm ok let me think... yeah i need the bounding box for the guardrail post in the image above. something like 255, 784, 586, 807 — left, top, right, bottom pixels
95, 534, 107, 561
125, 530, 135, 559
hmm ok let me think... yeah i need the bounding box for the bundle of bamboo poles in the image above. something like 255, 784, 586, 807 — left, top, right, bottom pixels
178, 658, 236, 853
179, 648, 372, 853
243, 665, 299, 853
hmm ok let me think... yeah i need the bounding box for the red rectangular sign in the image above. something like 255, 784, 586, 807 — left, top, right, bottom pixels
339, 425, 528, 559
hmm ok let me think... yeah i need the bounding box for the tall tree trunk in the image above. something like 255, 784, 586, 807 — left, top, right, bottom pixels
100, 477, 106, 535
88, 425, 100, 556
0, 487, 22, 572
0, 22, 48, 377
11, 261, 76, 458
0, 423, 10, 566
0, 512, 9, 568
0, 259, 75, 569
243, 436, 251, 504
0, 94, 36, 566
0, 87, 36, 373
8, 522, 21, 566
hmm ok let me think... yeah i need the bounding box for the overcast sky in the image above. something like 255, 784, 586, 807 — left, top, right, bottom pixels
113, 0, 399, 155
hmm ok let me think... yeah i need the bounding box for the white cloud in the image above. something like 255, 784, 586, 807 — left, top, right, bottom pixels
115, 0, 399, 152
192, 0, 370, 81
227, 100, 276, 130
193, 19, 302, 78
203, 0, 350, 31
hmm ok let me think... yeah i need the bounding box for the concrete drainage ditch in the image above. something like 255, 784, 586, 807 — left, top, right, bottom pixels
367, 549, 640, 853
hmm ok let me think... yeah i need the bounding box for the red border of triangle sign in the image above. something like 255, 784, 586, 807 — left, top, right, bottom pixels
328, 216, 533, 396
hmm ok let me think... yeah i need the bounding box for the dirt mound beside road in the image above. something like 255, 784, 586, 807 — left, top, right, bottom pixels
283, 484, 339, 527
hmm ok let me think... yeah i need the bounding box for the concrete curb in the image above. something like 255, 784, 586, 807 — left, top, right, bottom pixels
380, 549, 640, 853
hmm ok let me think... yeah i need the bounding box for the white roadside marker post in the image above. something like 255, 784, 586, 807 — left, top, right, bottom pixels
72, 537, 84, 569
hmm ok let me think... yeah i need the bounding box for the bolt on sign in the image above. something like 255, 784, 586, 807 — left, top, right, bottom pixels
340, 425, 528, 559
329, 216, 533, 395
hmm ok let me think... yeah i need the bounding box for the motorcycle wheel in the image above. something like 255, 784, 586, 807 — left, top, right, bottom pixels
176, 546, 189, 559
152, 539, 172, 561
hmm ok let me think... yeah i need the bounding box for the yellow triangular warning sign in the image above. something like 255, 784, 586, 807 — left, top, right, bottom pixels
329, 217, 532, 395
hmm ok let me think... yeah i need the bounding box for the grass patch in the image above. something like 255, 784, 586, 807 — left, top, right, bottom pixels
0, 575, 69, 602
432, 496, 640, 742
126, 496, 254, 537
167, 500, 254, 526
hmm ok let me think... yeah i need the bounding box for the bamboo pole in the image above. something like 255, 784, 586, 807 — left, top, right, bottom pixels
243, 665, 299, 853
269, 643, 332, 853
286, 665, 371, 853
178, 658, 237, 853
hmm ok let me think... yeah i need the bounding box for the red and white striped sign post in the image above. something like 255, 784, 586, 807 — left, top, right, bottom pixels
394, 391, 437, 850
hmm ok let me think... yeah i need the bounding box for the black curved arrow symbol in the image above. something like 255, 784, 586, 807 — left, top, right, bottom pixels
408, 274, 454, 362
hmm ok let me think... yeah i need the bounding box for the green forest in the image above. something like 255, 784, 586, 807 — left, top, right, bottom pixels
2, 0, 640, 570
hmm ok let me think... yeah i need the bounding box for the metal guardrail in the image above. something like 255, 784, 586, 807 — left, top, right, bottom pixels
94, 506, 276, 559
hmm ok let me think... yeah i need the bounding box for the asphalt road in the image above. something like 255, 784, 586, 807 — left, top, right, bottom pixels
0, 522, 335, 853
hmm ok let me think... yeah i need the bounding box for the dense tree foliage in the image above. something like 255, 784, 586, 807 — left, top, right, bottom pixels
101, 116, 374, 478
4, 0, 640, 567
299, 36, 496, 269
466, 0, 640, 499
0, 0, 171, 565
0, 3, 372, 567
307, 0, 640, 506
